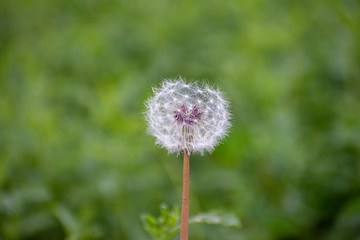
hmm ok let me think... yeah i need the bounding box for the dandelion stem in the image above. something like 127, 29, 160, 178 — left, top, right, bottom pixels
180, 151, 190, 240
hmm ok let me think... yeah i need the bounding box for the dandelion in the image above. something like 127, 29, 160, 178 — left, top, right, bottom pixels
144, 78, 231, 240
145, 78, 231, 156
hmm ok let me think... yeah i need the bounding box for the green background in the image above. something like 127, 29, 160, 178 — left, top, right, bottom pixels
1, 0, 359, 239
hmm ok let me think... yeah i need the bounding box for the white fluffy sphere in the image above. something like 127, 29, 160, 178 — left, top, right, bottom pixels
145, 78, 231, 155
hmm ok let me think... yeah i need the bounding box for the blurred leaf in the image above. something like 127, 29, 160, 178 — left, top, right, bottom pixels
53, 205, 79, 240
141, 204, 180, 240
188, 211, 241, 227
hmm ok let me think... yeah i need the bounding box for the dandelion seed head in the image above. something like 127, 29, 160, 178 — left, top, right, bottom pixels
145, 78, 231, 155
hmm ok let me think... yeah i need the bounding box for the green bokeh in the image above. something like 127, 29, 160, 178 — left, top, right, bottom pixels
1, 0, 359, 239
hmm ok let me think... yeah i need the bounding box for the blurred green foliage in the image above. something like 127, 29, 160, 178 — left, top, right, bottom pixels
142, 204, 180, 240
0, 0, 360, 239
141, 204, 240, 240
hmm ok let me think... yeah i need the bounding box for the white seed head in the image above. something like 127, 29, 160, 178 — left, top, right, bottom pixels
145, 78, 231, 155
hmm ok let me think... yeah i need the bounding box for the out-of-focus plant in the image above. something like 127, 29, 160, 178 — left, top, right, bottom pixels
141, 204, 241, 240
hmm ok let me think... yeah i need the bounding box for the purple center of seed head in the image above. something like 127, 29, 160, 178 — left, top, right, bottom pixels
174, 105, 203, 125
